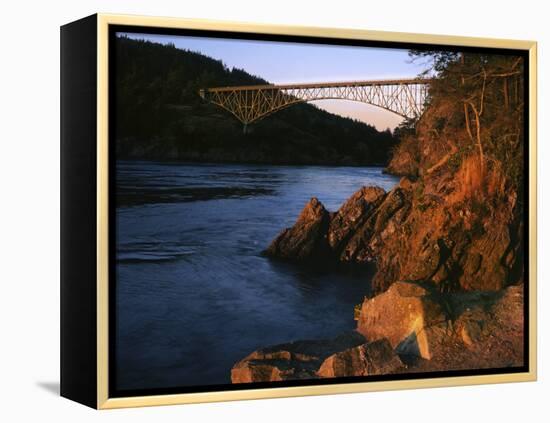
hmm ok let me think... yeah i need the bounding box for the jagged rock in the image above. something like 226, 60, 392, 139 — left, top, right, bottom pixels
230, 354, 316, 383
328, 186, 386, 254
265, 188, 387, 263
264, 197, 330, 261
372, 187, 410, 235
341, 186, 412, 266
231, 331, 366, 383
356, 282, 446, 359
397, 321, 451, 360
263, 173, 519, 294
317, 338, 405, 377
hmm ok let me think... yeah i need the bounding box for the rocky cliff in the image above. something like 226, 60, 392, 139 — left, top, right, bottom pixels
265, 92, 524, 295
234, 168, 524, 382
231, 53, 525, 382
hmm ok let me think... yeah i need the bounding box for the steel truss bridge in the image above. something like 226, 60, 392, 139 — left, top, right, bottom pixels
199, 78, 430, 127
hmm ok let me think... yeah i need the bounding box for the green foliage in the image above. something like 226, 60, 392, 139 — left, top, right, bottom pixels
114, 36, 398, 165
392, 117, 416, 139
408, 50, 461, 76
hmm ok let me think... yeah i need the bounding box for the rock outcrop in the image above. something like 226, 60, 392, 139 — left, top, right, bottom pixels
254, 153, 524, 380
264, 197, 331, 261
231, 283, 524, 383
231, 332, 408, 383
231, 331, 366, 383
264, 164, 522, 294
317, 339, 404, 378
328, 186, 386, 258
245, 57, 526, 382
264, 185, 391, 265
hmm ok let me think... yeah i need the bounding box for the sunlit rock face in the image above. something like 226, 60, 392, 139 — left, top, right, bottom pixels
265, 169, 521, 295
317, 339, 404, 378
328, 186, 386, 257
356, 282, 446, 360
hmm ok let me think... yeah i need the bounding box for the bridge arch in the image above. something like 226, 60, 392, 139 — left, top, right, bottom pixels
199, 79, 430, 126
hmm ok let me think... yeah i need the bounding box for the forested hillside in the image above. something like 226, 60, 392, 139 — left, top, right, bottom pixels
114, 36, 398, 165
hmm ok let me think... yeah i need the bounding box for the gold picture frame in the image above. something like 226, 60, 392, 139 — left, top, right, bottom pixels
60, 13, 537, 409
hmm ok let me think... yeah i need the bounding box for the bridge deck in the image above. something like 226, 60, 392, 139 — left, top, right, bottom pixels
204, 78, 430, 92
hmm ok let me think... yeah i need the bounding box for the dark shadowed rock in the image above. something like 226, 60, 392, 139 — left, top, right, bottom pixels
264, 186, 389, 264
317, 338, 404, 377
231, 331, 366, 383
264, 197, 331, 261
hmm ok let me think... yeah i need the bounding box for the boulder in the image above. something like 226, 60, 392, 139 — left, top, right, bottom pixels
231, 331, 366, 383
356, 282, 447, 359
264, 197, 330, 261
317, 338, 404, 378
231, 353, 316, 383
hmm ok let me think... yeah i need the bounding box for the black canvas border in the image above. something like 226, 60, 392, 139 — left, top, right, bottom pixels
60, 13, 99, 409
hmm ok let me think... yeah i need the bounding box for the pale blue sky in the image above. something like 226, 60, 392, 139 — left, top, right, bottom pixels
119, 32, 427, 130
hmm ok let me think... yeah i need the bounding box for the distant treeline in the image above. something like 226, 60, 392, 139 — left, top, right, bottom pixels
114, 36, 398, 166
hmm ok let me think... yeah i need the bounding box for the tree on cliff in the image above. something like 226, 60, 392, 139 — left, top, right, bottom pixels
409, 50, 525, 190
